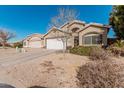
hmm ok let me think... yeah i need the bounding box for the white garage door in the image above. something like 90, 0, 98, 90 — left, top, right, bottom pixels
46, 38, 65, 50
29, 41, 41, 48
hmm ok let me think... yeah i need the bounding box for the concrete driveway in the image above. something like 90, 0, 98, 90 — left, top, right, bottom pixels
0, 48, 90, 88
0, 48, 55, 67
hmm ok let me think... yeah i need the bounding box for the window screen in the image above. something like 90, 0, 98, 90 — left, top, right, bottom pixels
23, 42, 26, 46
84, 34, 100, 44
92, 36, 100, 44
84, 36, 92, 44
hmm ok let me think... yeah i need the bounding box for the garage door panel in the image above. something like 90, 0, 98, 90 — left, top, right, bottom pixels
29, 41, 41, 48
46, 38, 65, 49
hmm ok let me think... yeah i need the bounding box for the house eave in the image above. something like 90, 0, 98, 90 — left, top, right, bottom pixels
43, 27, 71, 38
78, 23, 111, 33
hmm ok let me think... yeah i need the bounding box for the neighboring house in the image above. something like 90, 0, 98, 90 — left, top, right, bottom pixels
23, 20, 110, 49
23, 33, 44, 48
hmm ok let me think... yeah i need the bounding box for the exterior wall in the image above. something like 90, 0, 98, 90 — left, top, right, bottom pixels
67, 36, 74, 47
68, 23, 85, 32
79, 26, 108, 46
44, 30, 65, 39
61, 23, 85, 33
61, 24, 69, 31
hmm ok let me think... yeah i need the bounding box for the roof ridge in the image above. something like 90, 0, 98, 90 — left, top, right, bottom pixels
60, 20, 86, 28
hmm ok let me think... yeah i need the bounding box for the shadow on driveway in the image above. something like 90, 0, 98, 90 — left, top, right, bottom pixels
0, 83, 15, 88
29, 86, 47, 88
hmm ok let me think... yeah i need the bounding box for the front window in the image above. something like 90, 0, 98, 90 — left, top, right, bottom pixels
23, 42, 26, 46
84, 34, 102, 45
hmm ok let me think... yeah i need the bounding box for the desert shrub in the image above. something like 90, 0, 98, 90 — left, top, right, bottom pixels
70, 46, 96, 56
76, 60, 124, 88
112, 40, 124, 48
107, 40, 124, 57
89, 47, 109, 61
13, 42, 23, 48
108, 47, 122, 57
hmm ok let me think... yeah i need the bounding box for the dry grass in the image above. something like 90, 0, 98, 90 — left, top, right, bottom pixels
108, 47, 124, 57
89, 47, 110, 61
77, 47, 124, 88
76, 59, 124, 88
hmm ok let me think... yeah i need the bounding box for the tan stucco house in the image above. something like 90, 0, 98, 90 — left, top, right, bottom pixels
23, 20, 110, 49
23, 33, 44, 48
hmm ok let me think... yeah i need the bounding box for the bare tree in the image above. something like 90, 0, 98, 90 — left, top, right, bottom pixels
0, 29, 16, 48
49, 8, 79, 52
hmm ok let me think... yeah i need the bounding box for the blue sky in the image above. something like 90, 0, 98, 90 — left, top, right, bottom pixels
0, 5, 114, 42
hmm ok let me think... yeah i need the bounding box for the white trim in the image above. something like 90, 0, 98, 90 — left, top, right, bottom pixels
84, 33, 100, 37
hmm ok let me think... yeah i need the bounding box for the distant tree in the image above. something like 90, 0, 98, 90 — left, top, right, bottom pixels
0, 29, 16, 48
110, 5, 124, 39
13, 42, 23, 48
49, 8, 79, 52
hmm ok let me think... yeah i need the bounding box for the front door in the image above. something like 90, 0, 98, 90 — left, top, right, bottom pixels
74, 36, 79, 46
